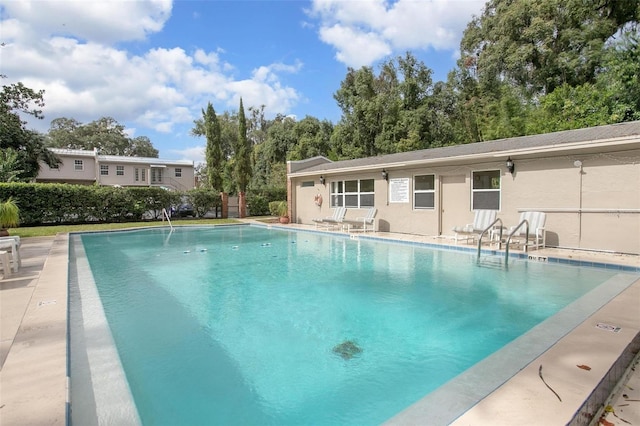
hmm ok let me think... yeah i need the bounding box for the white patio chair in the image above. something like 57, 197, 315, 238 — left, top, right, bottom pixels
342, 208, 377, 233
312, 206, 347, 229
0, 236, 21, 273
507, 211, 547, 250
452, 210, 498, 243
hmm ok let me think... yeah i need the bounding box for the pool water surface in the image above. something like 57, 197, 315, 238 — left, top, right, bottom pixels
74, 226, 619, 425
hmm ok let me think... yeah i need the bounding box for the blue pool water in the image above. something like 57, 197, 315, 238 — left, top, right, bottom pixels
78, 226, 617, 425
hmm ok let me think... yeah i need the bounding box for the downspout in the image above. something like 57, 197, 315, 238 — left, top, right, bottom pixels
574, 160, 584, 247
94, 148, 100, 185
438, 176, 443, 236
286, 161, 293, 222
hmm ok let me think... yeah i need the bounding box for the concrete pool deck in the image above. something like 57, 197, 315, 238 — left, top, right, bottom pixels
0, 227, 638, 425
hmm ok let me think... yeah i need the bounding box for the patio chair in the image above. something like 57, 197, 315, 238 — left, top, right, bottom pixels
0, 250, 10, 279
342, 208, 377, 233
0, 236, 21, 273
506, 211, 546, 250
312, 206, 347, 229
452, 210, 498, 243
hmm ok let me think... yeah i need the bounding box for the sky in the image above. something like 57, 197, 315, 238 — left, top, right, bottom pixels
0, 0, 486, 164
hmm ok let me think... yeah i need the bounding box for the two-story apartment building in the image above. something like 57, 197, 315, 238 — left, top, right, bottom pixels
37, 148, 195, 191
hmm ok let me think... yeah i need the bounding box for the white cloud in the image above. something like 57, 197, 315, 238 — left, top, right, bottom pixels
0, 0, 173, 44
309, 0, 485, 67
171, 146, 206, 165
0, 0, 303, 144
319, 24, 391, 67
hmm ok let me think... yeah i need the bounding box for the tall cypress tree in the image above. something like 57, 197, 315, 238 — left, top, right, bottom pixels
235, 98, 252, 194
203, 102, 223, 190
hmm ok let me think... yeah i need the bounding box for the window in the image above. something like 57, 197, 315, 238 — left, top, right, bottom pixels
100, 165, 109, 175
330, 179, 374, 208
151, 168, 162, 183
135, 168, 146, 182
414, 174, 435, 209
472, 170, 501, 210
301, 181, 314, 187
175, 168, 182, 178
116, 166, 124, 176
74, 160, 83, 171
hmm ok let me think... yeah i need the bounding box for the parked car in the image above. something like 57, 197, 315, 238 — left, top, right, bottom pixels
175, 204, 194, 217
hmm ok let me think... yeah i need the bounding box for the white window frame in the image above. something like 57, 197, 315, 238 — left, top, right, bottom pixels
413, 174, 435, 210
471, 170, 501, 210
330, 179, 374, 208
175, 168, 182, 178
116, 165, 124, 176
100, 165, 109, 175
74, 159, 83, 171
151, 168, 162, 183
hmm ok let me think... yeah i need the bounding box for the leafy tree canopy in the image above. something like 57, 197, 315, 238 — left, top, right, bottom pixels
46, 116, 159, 157
0, 80, 60, 180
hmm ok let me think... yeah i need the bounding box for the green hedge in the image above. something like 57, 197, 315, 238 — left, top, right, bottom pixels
247, 187, 287, 216
0, 183, 281, 225
0, 183, 183, 226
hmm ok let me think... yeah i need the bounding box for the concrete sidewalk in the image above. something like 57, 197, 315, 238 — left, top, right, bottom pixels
0, 235, 68, 425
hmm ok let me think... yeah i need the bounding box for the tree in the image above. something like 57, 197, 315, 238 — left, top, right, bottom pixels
234, 98, 252, 194
597, 29, 640, 121
0, 80, 60, 180
0, 148, 24, 182
202, 102, 223, 191
128, 136, 159, 157
332, 53, 438, 158
288, 116, 333, 161
47, 116, 159, 157
459, 0, 639, 96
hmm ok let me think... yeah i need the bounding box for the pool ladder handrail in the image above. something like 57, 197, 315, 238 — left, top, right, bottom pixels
476, 218, 503, 260
161, 208, 174, 231
504, 219, 530, 263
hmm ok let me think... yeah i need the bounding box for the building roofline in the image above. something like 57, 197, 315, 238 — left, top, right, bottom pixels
288, 121, 640, 177
47, 148, 193, 166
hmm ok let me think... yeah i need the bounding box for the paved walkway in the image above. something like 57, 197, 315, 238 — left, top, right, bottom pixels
1, 230, 638, 425
1, 235, 68, 425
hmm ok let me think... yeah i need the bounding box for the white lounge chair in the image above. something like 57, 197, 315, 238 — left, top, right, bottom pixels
0, 236, 21, 273
312, 207, 347, 229
507, 211, 546, 250
342, 208, 377, 233
452, 210, 498, 243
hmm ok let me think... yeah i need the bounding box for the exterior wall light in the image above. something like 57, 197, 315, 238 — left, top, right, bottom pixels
319, 175, 325, 185
381, 169, 388, 181
506, 157, 515, 174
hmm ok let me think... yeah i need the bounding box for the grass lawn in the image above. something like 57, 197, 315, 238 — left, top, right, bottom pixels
7, 218, 253, 238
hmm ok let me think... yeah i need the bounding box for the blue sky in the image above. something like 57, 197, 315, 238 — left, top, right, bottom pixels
1, 0, 485, 163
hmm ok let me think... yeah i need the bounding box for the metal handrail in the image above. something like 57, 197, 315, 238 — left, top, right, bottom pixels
161, 208, 174, 231
505, 219, 529, 263
477, 218, 503, 259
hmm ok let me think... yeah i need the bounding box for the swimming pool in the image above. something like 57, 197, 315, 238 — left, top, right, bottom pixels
69, 226, 632, 425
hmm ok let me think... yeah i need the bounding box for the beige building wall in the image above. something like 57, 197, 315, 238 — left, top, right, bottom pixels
290, 148, 640, 254
37, 154, 97, 184
37, 150, 196, 191
96, 162, 195, 190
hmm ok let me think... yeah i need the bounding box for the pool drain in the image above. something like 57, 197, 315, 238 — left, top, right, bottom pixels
333, 340, 362, 360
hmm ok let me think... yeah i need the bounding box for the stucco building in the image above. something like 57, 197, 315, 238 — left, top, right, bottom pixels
287, 121, 640, 255
37, 148, 195, 191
